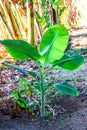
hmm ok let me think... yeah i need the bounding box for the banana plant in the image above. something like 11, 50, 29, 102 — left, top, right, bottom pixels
0, 24, 84, 117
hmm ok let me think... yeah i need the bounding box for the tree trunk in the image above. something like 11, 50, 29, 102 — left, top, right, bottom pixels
27, 0, 34, 46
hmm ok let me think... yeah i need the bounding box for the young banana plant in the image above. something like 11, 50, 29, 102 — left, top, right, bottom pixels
0, 24, 84, 117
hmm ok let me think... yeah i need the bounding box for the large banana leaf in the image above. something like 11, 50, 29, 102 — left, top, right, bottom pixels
39, 24, 69, 64
4, 64, 37, 78
54, 82, 79, 96
0, 40, 40, 60
53, 53, 84, 70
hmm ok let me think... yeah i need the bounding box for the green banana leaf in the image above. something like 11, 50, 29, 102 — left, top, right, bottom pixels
0, 40, 40, 60
39, 24, 69, 64
4, 63, 37, 78
54, 82, 79, 96
53, 53, 84, 70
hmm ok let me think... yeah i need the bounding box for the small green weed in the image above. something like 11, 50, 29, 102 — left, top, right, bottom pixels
11, 77, 38, 113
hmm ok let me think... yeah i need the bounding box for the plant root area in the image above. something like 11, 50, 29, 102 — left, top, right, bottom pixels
0, 27, 87, 130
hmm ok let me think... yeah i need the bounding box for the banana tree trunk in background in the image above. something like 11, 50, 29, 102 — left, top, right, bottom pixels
27, 0, 34, 46
5, 1, 23, 40
65, 0, 87, 27
0, 0, 26, 40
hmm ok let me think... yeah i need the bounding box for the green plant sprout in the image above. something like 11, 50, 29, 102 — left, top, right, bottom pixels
11, 77, 38, 111
0, 24, 84, 117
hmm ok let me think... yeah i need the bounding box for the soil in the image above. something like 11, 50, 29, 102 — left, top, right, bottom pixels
0, 27, 87, 130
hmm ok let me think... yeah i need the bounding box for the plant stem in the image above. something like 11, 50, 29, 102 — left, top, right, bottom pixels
40, 69, 46, 117
41, 86, 45, 117
35, 61, 46, 117
41, 67, 45, 117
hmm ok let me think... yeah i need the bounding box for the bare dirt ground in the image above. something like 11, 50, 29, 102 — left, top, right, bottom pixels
0, 27, 87, 130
